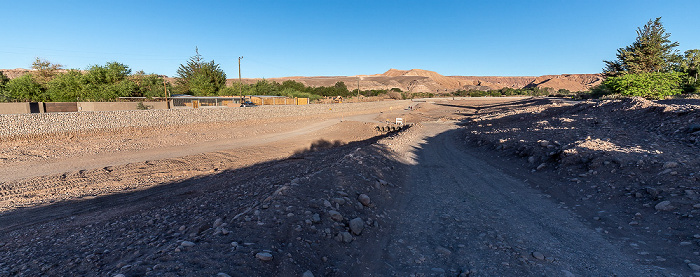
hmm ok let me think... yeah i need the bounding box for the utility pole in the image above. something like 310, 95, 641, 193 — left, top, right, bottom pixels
163, 79, 169, 109
238, 56, 243, 104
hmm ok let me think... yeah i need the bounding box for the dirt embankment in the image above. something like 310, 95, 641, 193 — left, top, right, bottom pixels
461, 97, 700, 273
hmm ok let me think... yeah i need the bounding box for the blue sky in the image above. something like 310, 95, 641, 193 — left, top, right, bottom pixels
1, 0, 699, 78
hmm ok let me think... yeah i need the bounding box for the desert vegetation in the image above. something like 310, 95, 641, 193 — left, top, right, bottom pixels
597, 17, 700, 99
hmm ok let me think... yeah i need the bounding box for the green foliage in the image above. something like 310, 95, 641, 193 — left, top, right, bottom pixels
0, 71, 9, 101
132, 72, 169, 98
176, 48, 226, 96
602, 72, 685, 99
5, 74, 46, 102
680, 49, 700, 93
79, 62, 138, 101
603, 17, 679, 76
136, 102, 151, 110
46, 70, 83, 101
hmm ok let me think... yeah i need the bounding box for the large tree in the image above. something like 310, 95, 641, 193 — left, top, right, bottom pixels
175, 48, 227, 96
603, 17, 680, 76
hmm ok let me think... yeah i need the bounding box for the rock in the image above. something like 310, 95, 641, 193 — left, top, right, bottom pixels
358, 194, 371, 206
328, 210, 343, 222
311, 213, 321, 223
180, 241, 195, 247
532, 251, 545, 260
689, 263, 700, 271
681, 241, 693, 246
336, 232, 352, 243
302, 270, 314, 277
332, 198, 346, 205
663, 162, 679, 168
349, 218, 364, 235
114, 274, 126, 277
435, 246, 452, 256
528, 156, 536, 164
256, 252, 273, 261
536, 163, 546, 170
561, 270, 575, 277
655, 201, 675, 211
539, 140, 550, 147
213, 218, 223, 228
217, 273, 232, 277
687, 124, 700, 132
323, 200, 332, 207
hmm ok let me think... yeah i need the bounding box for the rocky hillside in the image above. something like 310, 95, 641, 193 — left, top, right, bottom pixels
231, 69, 603, 93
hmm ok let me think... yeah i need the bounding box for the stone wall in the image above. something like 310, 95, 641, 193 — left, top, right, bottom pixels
0, 100, 406, 139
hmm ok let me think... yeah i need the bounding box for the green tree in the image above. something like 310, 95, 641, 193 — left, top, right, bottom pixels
680, 49, 700, 92
132, 72, 169, 98
176, 48, 227, 95
5, 74, 45, 102
81, 62, 137, 101
603, 17, 680, 76
0, 71, 10, 102
31, 57, 63, 84
46, 70, 83, 101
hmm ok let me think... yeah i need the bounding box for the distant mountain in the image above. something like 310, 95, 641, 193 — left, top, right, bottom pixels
228, 69, 603, 93
2, 68, 603, 93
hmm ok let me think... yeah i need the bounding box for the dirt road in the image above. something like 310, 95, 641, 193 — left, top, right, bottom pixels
0, 97, 696, 276
358, 121, 668, 276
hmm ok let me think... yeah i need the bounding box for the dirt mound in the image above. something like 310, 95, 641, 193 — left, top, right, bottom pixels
462, 97, 700, 271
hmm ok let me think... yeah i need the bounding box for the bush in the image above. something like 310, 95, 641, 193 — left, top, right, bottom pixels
46, 70, 83, 101
602, 72, 685, 99
5, 74, 45, 102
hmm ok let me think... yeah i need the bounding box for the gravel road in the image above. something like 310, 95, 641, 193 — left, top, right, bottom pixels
358, 121, 668, 276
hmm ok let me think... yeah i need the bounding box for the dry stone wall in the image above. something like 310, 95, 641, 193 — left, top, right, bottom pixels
0, 101, 406, 139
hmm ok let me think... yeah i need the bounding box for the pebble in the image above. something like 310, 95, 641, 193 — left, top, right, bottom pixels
689, 263, 700, 271
358, 194, 371, 206
532, 251, 545, 260
655, 201, 675, 211
302, 270, 314, 277
213, 218, 223, 228
114, 275, 126, 277
180, 241, 195, 247
349, 218, 365, 235
435, 246, 452, 256
332, 198, 346, 205
663, 162, 679, 169
335, 232, 353, 243
312, 213, 321, 223
681, 241, 693, 246
328, 210, 343, 222
256, 252, 274, 261
217, 273, 232, 277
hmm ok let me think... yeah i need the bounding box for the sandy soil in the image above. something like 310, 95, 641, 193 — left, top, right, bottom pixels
0, 97, 698, 276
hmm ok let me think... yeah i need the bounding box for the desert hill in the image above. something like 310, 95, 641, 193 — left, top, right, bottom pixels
229, 69, 603, 93
2, 68, 603, 93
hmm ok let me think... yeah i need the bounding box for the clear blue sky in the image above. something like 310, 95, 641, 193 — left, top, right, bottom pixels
1, 0, 699, 78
